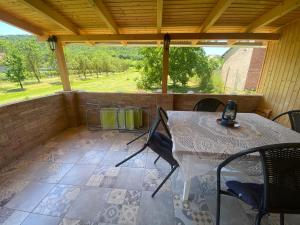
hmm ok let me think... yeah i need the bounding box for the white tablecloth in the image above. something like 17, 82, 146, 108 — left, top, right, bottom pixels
167, 111, 300, 180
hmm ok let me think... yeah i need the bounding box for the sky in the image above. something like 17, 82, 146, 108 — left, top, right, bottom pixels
0, 22, 229, 55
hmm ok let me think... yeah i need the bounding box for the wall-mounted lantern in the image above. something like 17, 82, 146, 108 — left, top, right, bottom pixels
47, 35, 57, 52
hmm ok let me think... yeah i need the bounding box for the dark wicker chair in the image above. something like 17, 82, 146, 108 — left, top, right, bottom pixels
272, 110, 300, 133
116, 106, 178, 197
216, 143, 300, 225
193, 98, 225, 112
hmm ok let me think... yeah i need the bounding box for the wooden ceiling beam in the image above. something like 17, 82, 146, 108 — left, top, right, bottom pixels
200, 0, 234, 32
88, 0, 119, 34
246, 0, 300, 32
20, 0, 79, 34
0, 9, 45, 36
57, 33, 280, 42
157, 0, 163, 33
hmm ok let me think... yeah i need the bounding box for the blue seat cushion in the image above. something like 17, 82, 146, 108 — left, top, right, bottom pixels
226, 180, 264, 209
150, 131, 172, 151
148, 131, 177, 166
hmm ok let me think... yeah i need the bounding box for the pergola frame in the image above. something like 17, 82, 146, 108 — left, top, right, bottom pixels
1, 0, 300, 93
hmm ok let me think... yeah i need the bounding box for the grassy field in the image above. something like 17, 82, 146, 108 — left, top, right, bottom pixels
0, 69, 227, 105
0, 70, 145, 105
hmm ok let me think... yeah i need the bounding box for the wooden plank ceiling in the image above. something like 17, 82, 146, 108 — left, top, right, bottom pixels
0, 0, 300, 46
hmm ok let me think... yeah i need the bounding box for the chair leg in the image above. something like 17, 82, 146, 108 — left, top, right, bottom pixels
115, 144, 147, 167
255, 212, 266, 225
280, 213, 284, 225
216, 185, 221, 225
126, 131, 148, 145
151, 165, 178, 198
154, 155, 160, 164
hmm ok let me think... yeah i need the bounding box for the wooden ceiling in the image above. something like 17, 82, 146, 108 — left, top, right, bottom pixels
1, 0, 300, 45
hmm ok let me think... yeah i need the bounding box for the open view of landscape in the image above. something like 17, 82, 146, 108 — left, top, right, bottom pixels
0, 23, 264, 105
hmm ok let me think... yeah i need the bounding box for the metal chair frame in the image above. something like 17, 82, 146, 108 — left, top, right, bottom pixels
216, 143, 300, 225
272, 110, 300, 133
115, 106, 178, 197
193, 98, 225, 112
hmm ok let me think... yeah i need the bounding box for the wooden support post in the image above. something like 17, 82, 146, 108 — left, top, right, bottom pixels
55, 40, 71, 91
162, 34, 170, 94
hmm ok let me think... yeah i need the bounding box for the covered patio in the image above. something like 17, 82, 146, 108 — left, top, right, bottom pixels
1, 0, 300, 225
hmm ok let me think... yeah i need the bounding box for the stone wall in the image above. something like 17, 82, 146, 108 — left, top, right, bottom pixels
0, 94, 69, 168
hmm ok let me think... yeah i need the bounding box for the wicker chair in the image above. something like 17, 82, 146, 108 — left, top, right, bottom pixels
193, 98, 225, 112
272, 110, 300, 133
216, 143, 300, 225
116, 106, 178, 197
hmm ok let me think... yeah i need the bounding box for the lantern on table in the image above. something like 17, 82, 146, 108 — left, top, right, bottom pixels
220, 100, 237, 127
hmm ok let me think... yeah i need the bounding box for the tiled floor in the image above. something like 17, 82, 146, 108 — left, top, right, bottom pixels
0, 127, 299, 225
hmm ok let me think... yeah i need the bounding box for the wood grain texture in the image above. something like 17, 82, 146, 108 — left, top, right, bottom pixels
1, 0, 300, 39
258, 20, 300, 127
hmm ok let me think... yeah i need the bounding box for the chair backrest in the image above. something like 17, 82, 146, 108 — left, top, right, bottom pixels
259, 143, 300, 212
147, 106, 171, 143
193, 98, 225, 112
272, 110, 300, 133
157, 106, 172, 138
288, 110, 300, 133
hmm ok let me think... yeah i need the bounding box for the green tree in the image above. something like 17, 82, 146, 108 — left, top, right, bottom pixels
19, 39, 43, 83
4, 51, 26, 89
137, 47, 213, 91
74, 54, 91, 79
137, 48, 163, 89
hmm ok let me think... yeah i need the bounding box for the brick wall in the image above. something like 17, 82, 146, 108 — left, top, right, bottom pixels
0, 91, 263, 168
244, 48, 266, 90
77, 92, 262, 125
0, 94, 69, 168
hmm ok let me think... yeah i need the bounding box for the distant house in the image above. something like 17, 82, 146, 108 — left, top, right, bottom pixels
221, 48, 266, 92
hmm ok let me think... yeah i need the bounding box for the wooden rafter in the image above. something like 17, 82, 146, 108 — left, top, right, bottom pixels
157, 0, 163, 33
57, 33, 280, 42
246, 0, 300, 32
200, 0, 234, 32
88, 0, 119, 34
0, 9, 45, 36
19, 0, 79, 34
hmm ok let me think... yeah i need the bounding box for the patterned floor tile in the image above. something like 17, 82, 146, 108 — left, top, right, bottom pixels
107, 189, 127, 205
124, 190, 142, 206
98, 204, 121, 224
142, 168, 171, 192
86, 167, 120, 188
174, 208, 194, 225
118, 205, 139, 225
0, 129, 289, 225
191, 211, 213, 225
34, 185, 80, 217
86, 174, 104, 187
